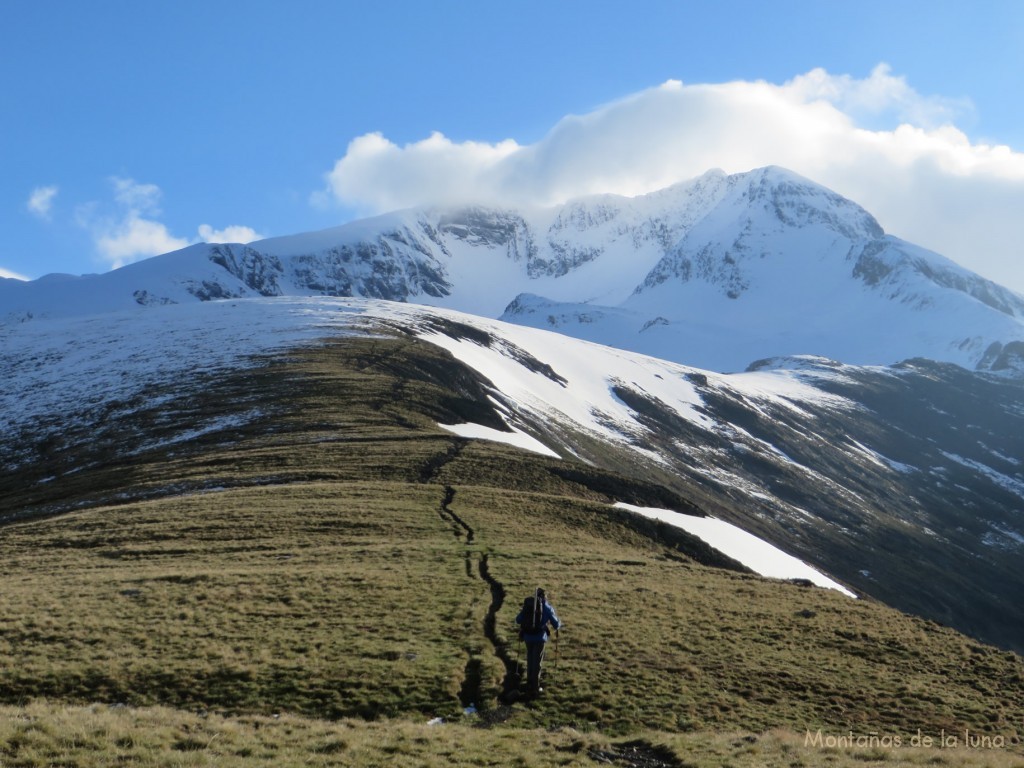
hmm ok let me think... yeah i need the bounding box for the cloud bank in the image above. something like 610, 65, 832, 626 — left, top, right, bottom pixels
80, 178, 264, 269
320, 64, 1024, 293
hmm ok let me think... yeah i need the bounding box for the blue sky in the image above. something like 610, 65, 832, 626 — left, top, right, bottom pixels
4, 1, 1024, 291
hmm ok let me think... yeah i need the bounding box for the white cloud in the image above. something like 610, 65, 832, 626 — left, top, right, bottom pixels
82, 177, 189, 268
80, 178, 264, 269
322, 131, 521, 214
197, 224, 264, 244
111, 177, 162, 214
95, 215, 192, 268
786, 63, 973, 128
27, 185, 59, 219
319, 65, 1024, 294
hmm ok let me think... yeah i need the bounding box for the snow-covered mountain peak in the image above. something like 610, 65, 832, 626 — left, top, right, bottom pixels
635, 167, 885, 298
3, 166, 1023, 373
735, 165, 884, 240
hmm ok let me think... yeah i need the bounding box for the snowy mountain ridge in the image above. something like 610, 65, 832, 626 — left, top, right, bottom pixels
4, 296, 1024, 651
4, 166, 1024, 373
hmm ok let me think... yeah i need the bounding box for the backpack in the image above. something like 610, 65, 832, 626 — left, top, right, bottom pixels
521, 591, 545, 634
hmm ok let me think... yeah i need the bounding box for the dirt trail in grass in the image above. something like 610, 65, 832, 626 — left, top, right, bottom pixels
420, 439, 467, 485
478, 553, 519, 702
434, 478, 519, 710
421, 436, 520, 708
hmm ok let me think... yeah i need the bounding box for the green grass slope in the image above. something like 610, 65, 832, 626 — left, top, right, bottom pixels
2, 335, 1023, 766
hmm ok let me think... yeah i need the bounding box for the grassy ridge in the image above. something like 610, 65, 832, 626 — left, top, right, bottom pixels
2, 335, 1024, 765
5, 478, 1023, 736
0, 483, 474, 719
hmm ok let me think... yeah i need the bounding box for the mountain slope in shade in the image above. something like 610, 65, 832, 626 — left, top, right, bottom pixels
3, 167, 1023, 373
3, 297, 1023, 652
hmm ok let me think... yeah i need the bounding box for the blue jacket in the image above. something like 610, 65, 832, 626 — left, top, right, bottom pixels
516, 600, 560, 644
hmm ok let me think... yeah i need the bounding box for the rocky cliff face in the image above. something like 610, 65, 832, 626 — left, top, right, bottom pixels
203, 224, 453, 302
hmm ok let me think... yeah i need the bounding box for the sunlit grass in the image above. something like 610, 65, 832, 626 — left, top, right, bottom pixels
2, 703, 1022, 768
2, 335, 1023, 765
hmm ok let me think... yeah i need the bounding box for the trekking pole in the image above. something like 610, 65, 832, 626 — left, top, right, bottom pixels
552, 629, 560, 669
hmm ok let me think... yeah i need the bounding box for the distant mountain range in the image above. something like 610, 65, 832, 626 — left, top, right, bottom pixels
4, 166, 1024, 373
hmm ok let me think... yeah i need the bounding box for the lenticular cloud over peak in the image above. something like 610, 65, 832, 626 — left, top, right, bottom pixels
322, 131, 523, 214
320, 66, 1024, 294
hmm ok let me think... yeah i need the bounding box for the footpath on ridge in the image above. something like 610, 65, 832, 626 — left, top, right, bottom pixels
421, 437, 519, 712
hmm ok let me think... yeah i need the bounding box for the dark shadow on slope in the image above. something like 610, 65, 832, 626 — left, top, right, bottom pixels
587, 740, 687, 768
548, 465, 702, 515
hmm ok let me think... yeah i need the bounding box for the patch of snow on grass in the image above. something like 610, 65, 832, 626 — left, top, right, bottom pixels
438, 422, 560, 458
614, 502, 856, 597
845, 439, 916, 473
982, 522, 1024, 550
941, 451, 1024, 498
135, 409, 266, 454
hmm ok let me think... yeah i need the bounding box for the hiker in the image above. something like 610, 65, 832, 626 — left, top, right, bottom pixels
516, 587, 560, 695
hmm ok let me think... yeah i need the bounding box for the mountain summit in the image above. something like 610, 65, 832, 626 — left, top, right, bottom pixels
3, 166, 1023, 372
